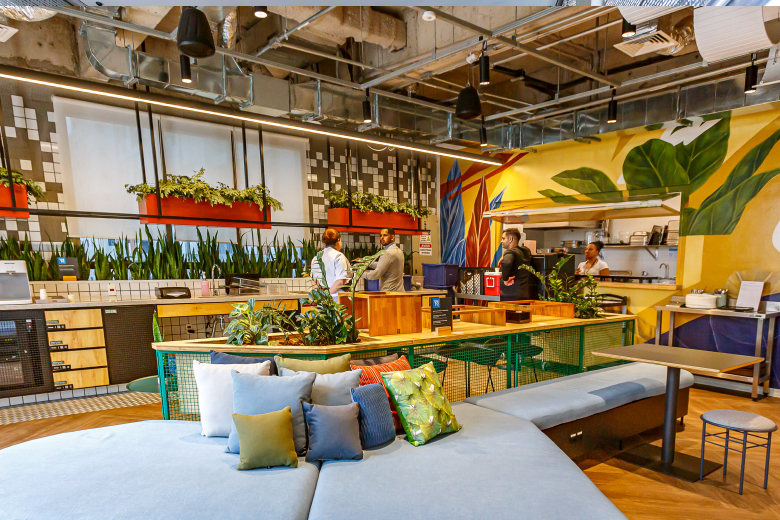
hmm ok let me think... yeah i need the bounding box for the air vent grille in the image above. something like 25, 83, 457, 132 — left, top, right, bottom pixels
614, 30, 677, 58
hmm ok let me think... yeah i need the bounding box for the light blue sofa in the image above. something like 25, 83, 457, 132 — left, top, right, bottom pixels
0, 363, 691, 519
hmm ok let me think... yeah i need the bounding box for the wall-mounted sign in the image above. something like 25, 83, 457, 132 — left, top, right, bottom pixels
419, 242, 433, 256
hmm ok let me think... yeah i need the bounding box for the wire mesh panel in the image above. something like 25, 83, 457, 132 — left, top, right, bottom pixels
582, 319, 634, 371
158, 351, 209, 421
516, 326, 583, 385
414, 335, 512, 403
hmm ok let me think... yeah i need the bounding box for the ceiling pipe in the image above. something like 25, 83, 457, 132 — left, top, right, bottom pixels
255, 6, 337, 57
412, 6, 619, 87
46, 6, 457, 116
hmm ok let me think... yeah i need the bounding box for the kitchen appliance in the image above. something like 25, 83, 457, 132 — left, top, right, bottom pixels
483, 272, 501, 296
685, 293, 719, 309
664, 219, 680, 246
618, 231, 632, 244
154, 287, 191, 299
0, 311, 52, 398
532, 254, 575, 298
586, 230, 608, 245
561, 240, 581, 248
629, 231, 649, 246
0, 260, 32, 305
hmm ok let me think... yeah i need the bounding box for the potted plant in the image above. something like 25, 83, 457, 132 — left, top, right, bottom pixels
223, 249, 385, 346
521, 257, 603, 319
0, 168, 46, 218
125, 169, 282, 229
323, 189, 430, 235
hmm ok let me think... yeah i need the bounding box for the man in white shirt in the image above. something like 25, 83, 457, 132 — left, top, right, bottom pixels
309, 229, 351, 294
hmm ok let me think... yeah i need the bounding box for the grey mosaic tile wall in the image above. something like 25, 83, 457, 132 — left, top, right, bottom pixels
305, 137, 438, 252
0, 86, 67, 243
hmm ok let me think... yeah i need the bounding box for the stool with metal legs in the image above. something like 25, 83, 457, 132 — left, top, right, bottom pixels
699, 409, 778, 494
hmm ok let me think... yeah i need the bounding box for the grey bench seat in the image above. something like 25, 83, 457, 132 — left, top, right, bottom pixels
308, 402, 627, 520
0, 420, 320, 520
464, 362, 694, 430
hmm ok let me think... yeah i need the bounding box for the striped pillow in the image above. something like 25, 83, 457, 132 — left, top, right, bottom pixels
350, 384, 396, 448
351, 355, 412, 431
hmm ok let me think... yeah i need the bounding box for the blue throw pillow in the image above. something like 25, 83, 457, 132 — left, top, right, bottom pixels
227, 370, 315, 455
210, 350, 278, 376
303, 402, 363, 463
350, 384, 396, 449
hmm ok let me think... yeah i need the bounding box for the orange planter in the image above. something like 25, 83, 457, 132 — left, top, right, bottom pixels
327, 208, 422, 235
139, 194, 271, 228
0, 185, 30, 218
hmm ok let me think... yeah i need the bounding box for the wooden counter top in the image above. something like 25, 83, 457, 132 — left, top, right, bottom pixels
597, 282, 681, 291
153, 313, 636, 355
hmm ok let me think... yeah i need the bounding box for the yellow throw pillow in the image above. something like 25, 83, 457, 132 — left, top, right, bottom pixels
232, 407, 298, 470
274, 354, 352, 374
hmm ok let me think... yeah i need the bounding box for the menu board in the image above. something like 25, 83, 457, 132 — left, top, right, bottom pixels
430, 297, 453, 331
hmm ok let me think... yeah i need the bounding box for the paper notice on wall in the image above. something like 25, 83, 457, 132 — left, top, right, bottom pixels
419, 242, 433, 256
736, 281, 765, 311
420, 231, 431, 243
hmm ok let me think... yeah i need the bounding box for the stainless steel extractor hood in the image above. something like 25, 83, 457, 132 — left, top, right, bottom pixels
483, 191, 680, 228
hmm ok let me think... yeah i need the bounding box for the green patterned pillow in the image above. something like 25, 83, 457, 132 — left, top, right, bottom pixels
381, 362, 461, 446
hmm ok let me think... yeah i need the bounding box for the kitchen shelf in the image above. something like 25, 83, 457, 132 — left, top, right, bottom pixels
603, 244, 677, 260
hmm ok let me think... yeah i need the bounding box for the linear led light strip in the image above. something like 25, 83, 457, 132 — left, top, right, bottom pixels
0, 71, 501, 166
483, 199, 663, 217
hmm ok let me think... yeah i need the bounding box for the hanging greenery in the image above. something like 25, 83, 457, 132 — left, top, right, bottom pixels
0, 168, 46, 202
323, 188, 432, 219
125, 168, 283, 212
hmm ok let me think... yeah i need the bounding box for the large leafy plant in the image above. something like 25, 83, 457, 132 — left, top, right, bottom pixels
125, 168, 283, 211
520, 257, 603, 319
0, 168, 45, 202
323, 188, 431, 219
224, 298, 300, 346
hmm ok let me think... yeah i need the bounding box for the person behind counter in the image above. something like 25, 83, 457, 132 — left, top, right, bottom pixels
576, 241, 610, 276
363, 227, 405, 292
309, 228, 351, 294
500, 227, 536, 300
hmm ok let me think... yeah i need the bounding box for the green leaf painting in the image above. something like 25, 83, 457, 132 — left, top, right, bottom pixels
539, 189, 579, 203
675, 115, 730, 193
550, 167, 619, 199
623, 139, 688, 189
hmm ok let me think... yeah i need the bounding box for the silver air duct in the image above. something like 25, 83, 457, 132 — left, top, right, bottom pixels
0, 6, 56, 22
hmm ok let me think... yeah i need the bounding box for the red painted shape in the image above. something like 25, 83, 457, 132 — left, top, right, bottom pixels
139, 195, 271, 228
446, 152, 527, 201
327, 208, 422, 235
0, 185, 30, 218
441, 151, 526, 200
465, 175, 492, 267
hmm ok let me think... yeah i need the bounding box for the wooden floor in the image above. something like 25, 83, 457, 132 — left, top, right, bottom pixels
0, 388, 777, 520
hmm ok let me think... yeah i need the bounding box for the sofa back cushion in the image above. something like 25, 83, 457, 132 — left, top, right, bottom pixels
303, 402, 363, 463
275, 353, 352, 374
280, 367, 362, 406
210, 350, 278, 376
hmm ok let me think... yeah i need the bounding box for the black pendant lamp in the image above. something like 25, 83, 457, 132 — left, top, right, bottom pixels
607, 89, 618, 124
480, 118, 488, 147
621, 18, 636, 38
479, 40, 490, 86
745, 53, 758, 94
180, 55, 192, 84
177, 7, 215, 59
254, 7, 268, 19
456, 66, 482, 121
362, 89, 372, 123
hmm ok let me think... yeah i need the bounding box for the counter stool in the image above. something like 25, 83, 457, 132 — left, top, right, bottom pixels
699, 409, 777, 494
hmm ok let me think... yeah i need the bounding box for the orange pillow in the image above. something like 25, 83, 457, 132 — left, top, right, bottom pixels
351, 355, 412, 432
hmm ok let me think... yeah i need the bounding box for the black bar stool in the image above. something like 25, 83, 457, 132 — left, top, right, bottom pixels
699, 409, 777, 494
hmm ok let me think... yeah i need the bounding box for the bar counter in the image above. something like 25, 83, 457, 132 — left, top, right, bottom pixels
153, 313, 638, 420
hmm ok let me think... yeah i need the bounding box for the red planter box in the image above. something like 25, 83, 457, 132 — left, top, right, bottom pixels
139, 194, 271, 229
0, 185, 30, 218
327, 208, 422, 235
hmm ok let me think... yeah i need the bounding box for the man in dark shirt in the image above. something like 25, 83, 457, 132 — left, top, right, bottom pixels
500, 227, 537, 300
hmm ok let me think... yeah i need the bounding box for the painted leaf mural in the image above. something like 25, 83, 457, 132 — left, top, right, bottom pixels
550, 167, 619, 199
488, 187, 507, 267
674, 115, 730, 193
465, 175, 492, 267
539, 189, 579, 203
440, 160, 466, 266
623, 139, 689, 189
684, 127, 780, 236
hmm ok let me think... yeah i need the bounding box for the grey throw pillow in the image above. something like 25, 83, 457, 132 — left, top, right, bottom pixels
227, 370, 316, 455
279, 367, 362, 406
303, 402, 363, 462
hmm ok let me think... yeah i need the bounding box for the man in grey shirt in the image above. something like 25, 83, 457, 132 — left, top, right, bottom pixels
363, 227, 405, 292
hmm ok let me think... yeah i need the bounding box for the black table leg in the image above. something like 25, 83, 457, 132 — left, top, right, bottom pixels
617, 365, 722, 481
